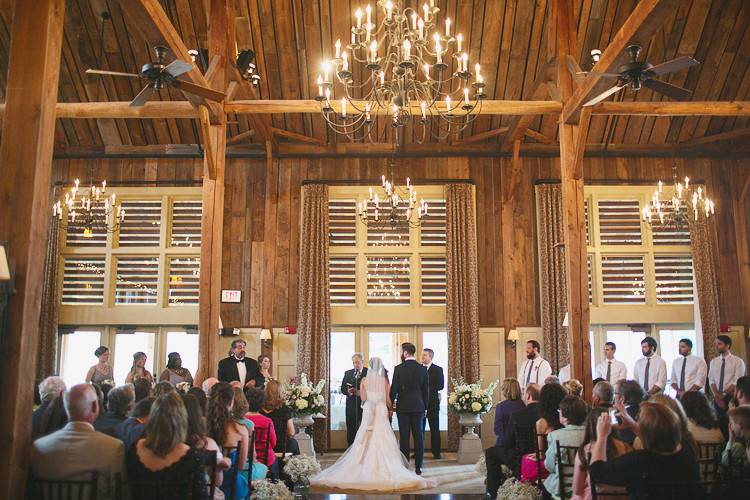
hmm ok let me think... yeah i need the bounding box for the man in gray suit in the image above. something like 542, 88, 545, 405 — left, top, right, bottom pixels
31, 384, 126, 500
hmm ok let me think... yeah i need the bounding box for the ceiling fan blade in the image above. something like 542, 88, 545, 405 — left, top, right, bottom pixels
129, 85, 156, 107
172, 79, 227, 102
582, 84, 625, 107
164, 59, 193, 78
646, 56, 699, 77
586, 71, 624, 78
86, 68, 141, 78
643, 79, 692, 100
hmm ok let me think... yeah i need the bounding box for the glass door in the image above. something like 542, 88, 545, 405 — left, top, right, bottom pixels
113, 330, 156, 384
328, 330, 358, 449
59, 330, 102, 387
603, 327, 646, 380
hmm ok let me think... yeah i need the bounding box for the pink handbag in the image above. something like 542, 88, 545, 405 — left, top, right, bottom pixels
520, 452, 549, 483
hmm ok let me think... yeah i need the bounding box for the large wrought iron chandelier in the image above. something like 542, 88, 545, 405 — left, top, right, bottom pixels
357, 156, 428, 229
315, 0, 485, 144
52, 178, 125, 237
641, 164, 715, 229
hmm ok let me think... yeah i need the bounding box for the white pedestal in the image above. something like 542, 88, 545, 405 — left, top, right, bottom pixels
457, 413, 483, 464
293, 415, 316, 458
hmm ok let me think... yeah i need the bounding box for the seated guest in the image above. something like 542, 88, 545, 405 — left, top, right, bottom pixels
207, 382, 252, 498
160, 352, 194, 387
181, 393, 230, 489
111, 397, 153, 449
33, 394, 68, 439
231, 386, 255, 434
563, 379, 584, 398
245, 388, 278, 476
536, 383, 567, 451
261, 380, 300, 455
133, 378, 152, 402
202, 377, 219, 395
31, 384, 125, 500
33, 376, 66, 437
590, 403, 700, 499
94, 385, 134, 433
492, 378, 525, 447
126, 392, 207, 500
680, 391, 723, 444
591, 381, 614, 409
544, 395, 588, 499
572, 408, 631, 500
614, 380, 644, 445
545, 375, 560, 385
187, 386, 207, 414
722, 406, 750, 468
153, 381, 175, 398
733, 375, 750, 407
485, 384, 541, 499
646, 394, 697, 453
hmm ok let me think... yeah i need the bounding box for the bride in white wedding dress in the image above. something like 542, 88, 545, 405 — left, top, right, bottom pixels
310, 357, 436, 491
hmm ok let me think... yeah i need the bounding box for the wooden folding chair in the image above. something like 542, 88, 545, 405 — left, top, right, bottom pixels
27, 472, 99, 500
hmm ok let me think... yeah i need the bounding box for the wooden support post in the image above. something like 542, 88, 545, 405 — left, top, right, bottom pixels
555, 0, 592, 398
261, 140, 277, 361
195, 0, 229, 384
502, 140, 523, 376
0, 0, 65, 496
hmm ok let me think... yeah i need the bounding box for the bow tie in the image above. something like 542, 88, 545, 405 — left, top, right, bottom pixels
234, 357, 245, 362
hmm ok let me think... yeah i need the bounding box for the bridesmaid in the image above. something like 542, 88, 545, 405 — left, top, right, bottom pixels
125, 352, 154, 385
159, 352, 194, 387
85, 346, 114, 385
254, 355, 273, 389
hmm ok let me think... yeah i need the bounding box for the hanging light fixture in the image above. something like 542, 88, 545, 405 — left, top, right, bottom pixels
641, 163, 715, 229
315, 0, 485, 145
357, 155, 428, 229
52, 178, 125, 237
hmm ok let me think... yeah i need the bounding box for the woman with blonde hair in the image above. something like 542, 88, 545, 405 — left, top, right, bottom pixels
492, 378, 525, 447
261, 379, 300, 455
563, 379, 584, 398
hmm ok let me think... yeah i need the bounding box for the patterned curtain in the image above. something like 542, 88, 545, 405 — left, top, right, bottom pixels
445, 183, 480, 450
295, 184, 331, 452
535, 184, 569, 372
689, 211, 721, 361
37, 202, 62, 380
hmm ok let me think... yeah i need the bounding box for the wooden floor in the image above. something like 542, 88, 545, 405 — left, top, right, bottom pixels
309, 452, 486, 497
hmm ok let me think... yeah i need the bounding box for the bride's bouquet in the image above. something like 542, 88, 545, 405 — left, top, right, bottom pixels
284, 373, 326, 415
447, 377, 498, 414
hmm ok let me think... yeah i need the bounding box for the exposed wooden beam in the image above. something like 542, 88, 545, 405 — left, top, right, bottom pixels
561, 0, 680, 124
271, 127, 326, 146
684, 127, 750, 146
0, 0, 65, 497
228, 67, 274, 144
524, 128, 556, 144
592, 101, 750, 116
198, 106, 216, 179
226, 128, 256, 145
0, 101, 199, 119
502, 61, 557, 150
453, 127, 509, 146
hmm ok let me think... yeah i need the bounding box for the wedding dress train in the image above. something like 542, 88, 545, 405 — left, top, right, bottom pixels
310, 359, 436, 492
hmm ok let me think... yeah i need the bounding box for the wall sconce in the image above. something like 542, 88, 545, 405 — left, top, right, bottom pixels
260, 328, 272, 347
237, 50, 261, 86
507, 329, 519, 343
562, 312, 569, 328
0, 246, 9, 281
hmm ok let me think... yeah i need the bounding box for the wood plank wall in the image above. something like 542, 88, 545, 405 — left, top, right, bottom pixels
52, 155, 750, 374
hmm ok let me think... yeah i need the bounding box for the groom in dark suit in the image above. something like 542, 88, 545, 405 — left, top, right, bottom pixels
390, 342, 429, 474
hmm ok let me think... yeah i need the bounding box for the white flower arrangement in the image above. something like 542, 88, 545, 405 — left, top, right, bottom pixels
99, 379, 115, 387
282, 455, 322, 485
250, 479, 292, 499
497, 477, 542, 500
447, 377, 498, 414
175, 381, 192, 393
284, 373, 326, 416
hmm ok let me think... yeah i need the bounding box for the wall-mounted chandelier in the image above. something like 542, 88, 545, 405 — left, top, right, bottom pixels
52, 179, 125, 237
315, 0, 485, 144
641, 164, 715, 229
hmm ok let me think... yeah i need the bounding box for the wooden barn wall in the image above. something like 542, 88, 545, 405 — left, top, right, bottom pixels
51, 156, 750, 373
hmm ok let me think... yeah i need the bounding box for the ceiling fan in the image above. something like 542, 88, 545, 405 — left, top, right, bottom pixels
582, 45, 699, 107
86, 46, 226, 107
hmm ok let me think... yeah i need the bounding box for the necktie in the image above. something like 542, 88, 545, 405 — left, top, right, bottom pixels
680, 357, 687, 391
644, 357, 651, 392
719, 358, 726, 393
606, 361, 611, 382
525, 361, 533, 385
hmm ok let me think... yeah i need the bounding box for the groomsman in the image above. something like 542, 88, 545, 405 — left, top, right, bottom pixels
670, 338, 707, 398
518, 340, 552, 391
595, 342, 628, 383
341, 353, 367, 446
709, 335, 746, 412
421, 348, 444, 459
634, 337, 667, 395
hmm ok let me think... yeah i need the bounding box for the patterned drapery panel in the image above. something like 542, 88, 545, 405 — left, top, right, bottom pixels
37, 208, 61, 380
295, 184, 331, 451
445, 183, 480, 450
535, 184, 569, 372
689, 212, 721, 362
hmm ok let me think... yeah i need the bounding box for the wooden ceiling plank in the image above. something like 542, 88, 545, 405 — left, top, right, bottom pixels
453, 127, 510, 146
255, 0, 285, 131
473, 0, 507, 137
59, 32, 99, 146
272, 0, 304, 135
226, 127, 255, 145
593, 101, 750, 115
296, 0, 326, 141
562, 0, 680, 124
501, 60, 556, 150
232, 13, 258, 141
271, 126, 326, 146
683, 126, 750, 146
290, 0, 314, 140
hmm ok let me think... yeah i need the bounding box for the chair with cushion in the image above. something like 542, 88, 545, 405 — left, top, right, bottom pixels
27, 472, 99, 500
589, 459, 629, 500
696, 441, 722, 496
555, 444, 578, 499
512, 425, 537, 478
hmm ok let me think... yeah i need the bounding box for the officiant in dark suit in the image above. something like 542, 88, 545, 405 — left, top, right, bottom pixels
341, 353, 367, 446
421, 348, 444, 459
217, 339, 260, 389
390, 342, 429, 475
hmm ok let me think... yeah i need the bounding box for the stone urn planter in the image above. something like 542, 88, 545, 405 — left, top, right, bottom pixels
457, 412, 483, 464
292, 414, 316, 457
